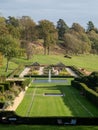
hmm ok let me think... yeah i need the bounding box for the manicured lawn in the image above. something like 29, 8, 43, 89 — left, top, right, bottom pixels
0, 58, 18, 76
0, 125, 98, 130
1, 55, 98, 129
1, 54, 98, 76
13, 54, 98, 71
16, 78, 98, 117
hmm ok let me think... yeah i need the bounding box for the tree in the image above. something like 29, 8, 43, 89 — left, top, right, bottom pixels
26, 42, 33, 60
6, 16, 20, 38
87, 21, 95, 32
0, 17, 8, 35
0, 35, 21, 72
57, 19, 69, 40
63, 33, 81, 54
19, 16, 36, 41
87, 30, 98, 54
71, 23, 85, 33
63, 31, 91, 55
69, 23, 91, 54
38, 20, 58, 55
0, 52, 3, 67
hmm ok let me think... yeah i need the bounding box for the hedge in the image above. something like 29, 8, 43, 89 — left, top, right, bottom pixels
24, 75, 74, 78
7, 65, 24, 78
22, 78, 32, 90
0, 82, 10, 91
68, 66, 84, 77
0, 85, 4, 93
0, 102, 5, 109
71, 80, 98, 107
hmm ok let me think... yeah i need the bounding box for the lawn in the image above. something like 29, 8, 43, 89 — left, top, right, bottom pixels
16, 78, 98, 117
1, 54, 98, 129
1, 54, 98, 76
0, 125, 98, 130
32, 54, 98, 71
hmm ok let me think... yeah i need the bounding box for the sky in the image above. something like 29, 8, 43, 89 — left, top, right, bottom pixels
0, 0, 98, 28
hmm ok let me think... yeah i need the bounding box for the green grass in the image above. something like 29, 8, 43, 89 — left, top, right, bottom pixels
1, 54, 98, 76
1, 54, 98, 129
16, 78, 98, 117
0, 58, 18, 76
0, 125, 98, 130
13, 54, 98, 71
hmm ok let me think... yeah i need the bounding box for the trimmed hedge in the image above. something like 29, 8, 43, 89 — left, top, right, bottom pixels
22, 78, 31, 90
0, 82, 10, 91
0, 85, 4, 93
74, 71, 98, 91
0, 102, 5, 108
71, 80, 98, 107
68, 66, 84, 77
7, 65, 24, 78
24, 75, 74, 78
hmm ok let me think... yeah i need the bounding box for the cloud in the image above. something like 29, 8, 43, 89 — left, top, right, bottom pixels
0, 0, 98, 27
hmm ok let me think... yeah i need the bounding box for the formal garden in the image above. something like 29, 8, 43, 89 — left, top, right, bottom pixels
0, 55, 98, 129
0, 12, 98, 129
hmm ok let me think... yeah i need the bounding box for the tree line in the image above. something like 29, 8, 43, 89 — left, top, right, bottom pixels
0, 16, 98, 71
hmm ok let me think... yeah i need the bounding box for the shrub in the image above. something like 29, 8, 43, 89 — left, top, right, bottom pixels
22, 78, 31, 90
0, 85, 4, 93
71, 80, 81, 90
95, 87, 98, 93
10, 86, 20, 96
32, 70, 39, 75
6, 93, 15, 100
71, 80, 98, 107
59, 71, 70, 76
0, 95, 5, 102
0, 82, 10, 91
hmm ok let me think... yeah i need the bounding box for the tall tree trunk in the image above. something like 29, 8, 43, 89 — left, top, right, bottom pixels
5, 58, 9, 72
47, 46, 50, 55
44, 46, 47, 55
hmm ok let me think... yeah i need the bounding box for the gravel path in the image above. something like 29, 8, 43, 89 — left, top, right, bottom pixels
6, 91, 25, 111
19, 67, 30, 77
66, 67, 78, 77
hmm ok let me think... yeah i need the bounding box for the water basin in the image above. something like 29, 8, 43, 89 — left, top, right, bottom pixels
33, 79, 67, 83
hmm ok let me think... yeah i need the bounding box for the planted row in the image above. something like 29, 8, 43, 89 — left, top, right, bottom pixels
0, 79, 31, 109
71, 80, 98, 107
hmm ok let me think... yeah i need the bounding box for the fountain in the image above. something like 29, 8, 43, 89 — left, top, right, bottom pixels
33, 68, 67, 83
48, 69, 51, 82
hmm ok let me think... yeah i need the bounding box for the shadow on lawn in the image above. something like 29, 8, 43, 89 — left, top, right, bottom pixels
43, 84, 98, 117
44, 84, 77, 117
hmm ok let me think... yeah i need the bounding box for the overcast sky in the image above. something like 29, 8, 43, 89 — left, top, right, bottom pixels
0, 0, 98, 28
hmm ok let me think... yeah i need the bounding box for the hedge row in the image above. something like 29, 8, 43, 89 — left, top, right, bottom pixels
0, 82, 10, 91
0, 85, 4, 93
7, 65, 24, 78
0, 102, 5, 109
74, 71, 98, 91
22, 78, 32, 90
24, 75, 74, 78
68, 66, 84, 77
71, 80, 98, 107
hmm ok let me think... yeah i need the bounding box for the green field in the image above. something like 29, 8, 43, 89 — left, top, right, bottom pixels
1, 54, 98, 76
14, 54, 98, 71
1, 54, 98, 129
0, 125, 98, 130
16, 78, 98, 117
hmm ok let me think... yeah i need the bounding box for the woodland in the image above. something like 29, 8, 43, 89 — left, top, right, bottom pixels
0, 16, 98, 71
